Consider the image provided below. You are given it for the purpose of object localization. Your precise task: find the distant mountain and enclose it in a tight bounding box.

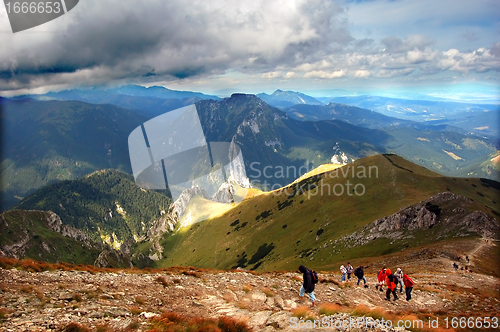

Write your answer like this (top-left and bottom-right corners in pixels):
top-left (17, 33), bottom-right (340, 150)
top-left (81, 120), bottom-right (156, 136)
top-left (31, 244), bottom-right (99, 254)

top-left (1, 99), bottom-right (147, 211)
top-left (321, 95), bottom-right (500, 138)
top-left (9, 85), bottom-right (220, 118)
top-left (14, 85), bottom-right (220, 103)
top-left (284, 103), bottom-right (413, 128)
top-left (151, 154), bottom-right (500, 271)
top-left (107, 85), bottom-right (220, 100)
top-left (0, 209), bottom-right (104, 265)
top-left (195, 94), bottom-right (388, 189)
top-left (257, 89), bottom-right (323, 108)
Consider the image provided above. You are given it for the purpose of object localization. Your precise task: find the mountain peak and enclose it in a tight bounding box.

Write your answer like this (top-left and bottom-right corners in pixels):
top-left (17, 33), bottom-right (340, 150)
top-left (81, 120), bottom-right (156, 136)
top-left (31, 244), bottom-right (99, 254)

top-left (230, 93), bottom-right (257, 98)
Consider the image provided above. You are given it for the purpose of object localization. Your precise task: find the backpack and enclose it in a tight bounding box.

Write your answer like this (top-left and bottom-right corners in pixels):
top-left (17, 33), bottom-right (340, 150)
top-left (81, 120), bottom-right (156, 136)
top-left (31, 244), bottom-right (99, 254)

top-left (354, 267), bottom-right (362, 277)
top-left (311, 270), bottom-right (319, 284)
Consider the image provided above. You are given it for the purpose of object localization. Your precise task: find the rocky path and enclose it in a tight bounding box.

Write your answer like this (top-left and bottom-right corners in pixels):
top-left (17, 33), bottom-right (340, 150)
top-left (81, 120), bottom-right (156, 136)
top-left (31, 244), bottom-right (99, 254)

top-left (0, 265), bottom-right (499, 332)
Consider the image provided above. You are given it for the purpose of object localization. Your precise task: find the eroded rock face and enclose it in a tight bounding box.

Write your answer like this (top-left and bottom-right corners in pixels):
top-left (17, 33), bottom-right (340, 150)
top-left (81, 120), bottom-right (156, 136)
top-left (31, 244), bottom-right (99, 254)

top-left (169, 186), bottom-right (209, 222)
top-left (0, 210), bottom-right (99, 259)
top-left (341, 192), bottom-right (499, 248)
top-left (45, 211), bottom-right (93, 245)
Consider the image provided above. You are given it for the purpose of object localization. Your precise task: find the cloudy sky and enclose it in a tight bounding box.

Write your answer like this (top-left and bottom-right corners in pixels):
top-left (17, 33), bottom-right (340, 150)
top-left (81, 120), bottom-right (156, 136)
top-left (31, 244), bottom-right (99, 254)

top-left (0, 0), bottom-right (499, 100)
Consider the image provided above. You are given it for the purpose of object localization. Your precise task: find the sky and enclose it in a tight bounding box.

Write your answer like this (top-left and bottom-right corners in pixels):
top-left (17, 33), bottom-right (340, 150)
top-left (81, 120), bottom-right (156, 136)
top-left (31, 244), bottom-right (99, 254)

top-left (0, 0), bottom-right (499, 101)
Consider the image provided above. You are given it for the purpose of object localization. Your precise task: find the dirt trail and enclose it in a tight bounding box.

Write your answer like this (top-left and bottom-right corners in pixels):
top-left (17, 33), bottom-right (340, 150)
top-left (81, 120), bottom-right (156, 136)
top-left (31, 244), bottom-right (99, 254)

top-left (0, 263), bottom-right (499, 332)
top-left (468, 237), bottom-right (496, 261)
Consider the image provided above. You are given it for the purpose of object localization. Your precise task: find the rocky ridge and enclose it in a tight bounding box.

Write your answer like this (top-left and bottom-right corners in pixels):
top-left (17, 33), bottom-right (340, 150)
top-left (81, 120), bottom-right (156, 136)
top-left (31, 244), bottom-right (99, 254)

top-left (0, 211), bottom-right (99, 260)
top-left (340, 192), bottom-right (499, 248)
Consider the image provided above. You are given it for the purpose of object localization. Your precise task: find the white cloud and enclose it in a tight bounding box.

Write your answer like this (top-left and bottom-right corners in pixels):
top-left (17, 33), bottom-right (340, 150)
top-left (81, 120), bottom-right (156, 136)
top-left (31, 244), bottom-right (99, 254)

top-left (354, 70), bottom-right (371, 78)
top-left (304, 70), bottom-right (346, 79)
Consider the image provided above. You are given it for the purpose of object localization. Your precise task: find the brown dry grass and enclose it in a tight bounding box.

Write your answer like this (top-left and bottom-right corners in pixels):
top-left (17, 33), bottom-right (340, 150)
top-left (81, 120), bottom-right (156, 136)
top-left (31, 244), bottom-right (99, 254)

top-left (149, 312), bottom-right (251, 332)
top-left (318, 303), bottom-right (344, 316)
top-left (292, 306), bottom-right (312, 318)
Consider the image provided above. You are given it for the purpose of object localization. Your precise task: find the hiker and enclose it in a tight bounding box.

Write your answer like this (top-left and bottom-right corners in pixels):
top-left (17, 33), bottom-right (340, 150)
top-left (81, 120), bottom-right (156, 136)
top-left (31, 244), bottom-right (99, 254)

top-left (453, 262), bottom-right (459, 270)
top-left (298, 265), bottom-right (317, 306)
top-left (346, 263), bottom-right (354, 280)
top-left (375, 267), bottom-right (386, 292)
top-left (395, 268), bottom-right (404, 293)
top-left (384, 268), bottom-right (398, 301)
top-left (402, 274), bottom-right (415, 301)
top-left (354, 265), bottom-right (368, 287)
top-left (340, 265), bottom-right (347, 282)
top-left (466, 255), bottom-right (469, 263)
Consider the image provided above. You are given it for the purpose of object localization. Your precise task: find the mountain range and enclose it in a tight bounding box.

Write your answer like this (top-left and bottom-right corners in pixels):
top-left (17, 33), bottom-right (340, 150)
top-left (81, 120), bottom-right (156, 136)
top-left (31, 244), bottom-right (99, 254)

top-left (2, 91), bottom-right (497, 212)
top-left (321, 95), bottom-right (500, 139)
top-left (1, 154), bottom-right (498, 272)
top-left (0, 85), bottom-right (498, 273)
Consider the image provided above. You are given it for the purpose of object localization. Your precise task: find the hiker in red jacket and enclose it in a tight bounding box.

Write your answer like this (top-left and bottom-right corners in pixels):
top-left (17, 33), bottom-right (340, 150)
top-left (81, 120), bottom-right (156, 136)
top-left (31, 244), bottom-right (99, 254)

top-left (402, 274), bottom-right (415, 301)
top-left (375, 267), bottom-right (386, 292)
top-left (384, 268), bottom-right (398, 301)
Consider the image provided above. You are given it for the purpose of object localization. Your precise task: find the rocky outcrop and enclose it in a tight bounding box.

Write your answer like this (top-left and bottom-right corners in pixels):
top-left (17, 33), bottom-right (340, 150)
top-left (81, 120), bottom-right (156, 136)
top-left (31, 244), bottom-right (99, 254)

top-left (45, 211), bottom-right (93, 246)
top-left (169, 186), bottom-right (209, 222)
top-left (94, 249), bottom-right (133, 268)
top-left (341, 192), bottom-right (498, 248)
top-left (0, 233), bottom-right (31, 259)
top-left (0, 210), bottom-right (100, 259)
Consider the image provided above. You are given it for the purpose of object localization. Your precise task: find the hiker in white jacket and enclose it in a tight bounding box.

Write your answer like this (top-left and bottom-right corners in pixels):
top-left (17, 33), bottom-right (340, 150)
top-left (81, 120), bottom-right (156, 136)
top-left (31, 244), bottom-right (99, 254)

top-left (340, 265), bottom-right (347, 282)
top-left (395, 268), bottom-right (404, 293)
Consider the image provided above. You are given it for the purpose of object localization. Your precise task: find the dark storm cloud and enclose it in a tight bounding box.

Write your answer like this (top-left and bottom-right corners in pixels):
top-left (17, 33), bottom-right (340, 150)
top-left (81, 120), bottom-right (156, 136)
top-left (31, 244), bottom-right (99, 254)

top-left (0, 0), bottom-right (498, 93)
top-left (0, 0), bottom-right (356, 90)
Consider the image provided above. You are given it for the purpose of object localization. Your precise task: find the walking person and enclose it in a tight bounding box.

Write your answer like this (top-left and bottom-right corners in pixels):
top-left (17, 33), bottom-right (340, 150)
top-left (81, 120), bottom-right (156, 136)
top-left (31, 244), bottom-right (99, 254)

top-left (346, 263), bottom-right (354, 280)
top-left (395, 268), bottom-right (404, 293)
top-left (402, 274), bottom-right (415, 301)
top-left (340, 265), bottom-right (347, 282)
top-left (298, 265), bottom-right (317, 306)
top-left (354, 266), bottom-right (368, 288)
top-left (384, 268), bottom-right (399, 301)
top-left (375, 267), bottom-right (386, 292)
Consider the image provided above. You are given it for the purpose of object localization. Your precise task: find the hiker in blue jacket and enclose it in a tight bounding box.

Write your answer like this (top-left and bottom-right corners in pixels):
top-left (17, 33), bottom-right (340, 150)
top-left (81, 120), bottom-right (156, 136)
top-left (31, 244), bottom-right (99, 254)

top-left (298, 265), bottom-right (316, 306)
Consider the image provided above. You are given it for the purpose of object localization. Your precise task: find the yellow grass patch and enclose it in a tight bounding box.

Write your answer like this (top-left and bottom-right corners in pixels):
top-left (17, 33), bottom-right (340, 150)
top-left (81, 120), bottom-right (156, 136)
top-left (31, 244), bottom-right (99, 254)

top-left (442, 150), bottom-right (463, 160)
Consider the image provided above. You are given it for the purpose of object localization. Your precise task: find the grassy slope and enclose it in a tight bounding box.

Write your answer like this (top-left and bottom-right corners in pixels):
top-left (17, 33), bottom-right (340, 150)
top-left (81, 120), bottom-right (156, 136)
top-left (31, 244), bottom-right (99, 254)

top-left (14, 169), bottom-right (172, 246)
top-left (156, 154), bottom-right (499, 272)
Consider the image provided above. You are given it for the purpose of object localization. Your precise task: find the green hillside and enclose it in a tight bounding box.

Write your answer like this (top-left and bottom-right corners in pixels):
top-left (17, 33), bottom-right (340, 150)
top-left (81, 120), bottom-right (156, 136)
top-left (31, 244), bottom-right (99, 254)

top-left (14, 169), bottom-right (172, 252)
top-left (153, 154), bottom-right (499, 271)
top-left (0, 210), bottom-right (102, 265)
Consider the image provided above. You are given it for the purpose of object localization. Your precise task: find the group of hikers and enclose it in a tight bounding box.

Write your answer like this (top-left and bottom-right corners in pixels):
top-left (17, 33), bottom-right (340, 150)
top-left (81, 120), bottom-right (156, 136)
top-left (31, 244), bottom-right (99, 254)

top-left (375, 267), bottom-right (414, 302)
top-left (297, 264), bottom-right (415, 306)
top-left (453, 255), bottom-right (473, 272)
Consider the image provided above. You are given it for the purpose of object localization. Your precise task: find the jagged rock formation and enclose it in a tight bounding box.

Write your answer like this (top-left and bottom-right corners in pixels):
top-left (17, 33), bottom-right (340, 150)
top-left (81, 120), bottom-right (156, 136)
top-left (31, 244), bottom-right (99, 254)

top-left (330, 142), bottom-right (355, 165)
top-left (341, 192), bottom-right (499, 248)
top-left (44, 211), bottom-right (93, 245)
top-left (168, 186), bottom-right (209, 222)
